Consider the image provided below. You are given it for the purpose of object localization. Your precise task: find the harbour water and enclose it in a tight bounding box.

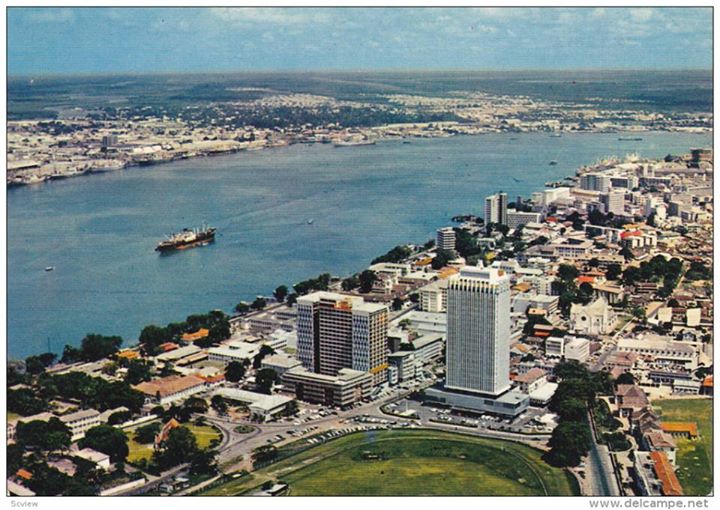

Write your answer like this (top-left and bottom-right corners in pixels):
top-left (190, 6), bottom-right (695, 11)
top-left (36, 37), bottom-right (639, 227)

top-left (7, 131), bottom-right (711, 358)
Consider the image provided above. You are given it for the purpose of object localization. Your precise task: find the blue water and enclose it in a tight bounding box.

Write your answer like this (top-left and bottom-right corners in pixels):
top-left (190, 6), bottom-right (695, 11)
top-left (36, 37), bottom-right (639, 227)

top-left (7, 131), bottom-right (711, 358)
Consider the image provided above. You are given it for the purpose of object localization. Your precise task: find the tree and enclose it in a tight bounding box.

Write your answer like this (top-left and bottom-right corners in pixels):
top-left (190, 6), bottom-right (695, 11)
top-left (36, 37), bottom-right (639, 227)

top-left (557, 398), bottom-right (587, 422)
top-left (107, 410), bottom-right (132, 425)
top-left (211, 395), bottom-right (228, 414)
top-left (154, 426), bottom-right (198, 470)
top-left (8, 388), bottom-right (49, 416)
top-left (138, 325), bottom-right (169, 356)
top-left (7, 443), bottom-right (25, 475)
top-left (79, 334), bottom-right (123, 361)
top-left (273, 285), bottom-right (288, 303)
top-left (605, 263), bottom-right (622, 281)
top-left (545, 421), bottom-right (593, 467)
top-left (358, 270), bottom-right (378, 293)
top-left (286, 293), bottom-right (298, 306)
top-left (225, 361), bottom-right (247, 382)
top-left (234, 302), bottom-right (251, 315)
top-left (391, 297), bottom-right (404, 311)
top-left (16, 418), bottom-right (71, 451)
top-left (284, 400), bottom-right (299, 417)
top-left (578, 282), bottom-right (594, 304)
top-left (371, 245), bottom-right (413, 264)
top-left (80, 424), bottom-right (129, 463)
top-left (183, 396), bottom-right (209, 415)
top-left (557, 264), bottom-right (580, 282)
top-left (253, 344), bottom-right (276, 369)
top-left (134, 422), bottom-right (162, 444)
top-left (251, 297), bottom-right (267, 310)
top-left (25, 352), bottom-right (57, 375)
top-left (341, 275), bottom-right (360, 291)
top-left (190, 448), bottom-right (217, 475)
top-left (431, 249), bottom-right (453, 270)
top-left (615, 372), bottom-right (636, 386)
top-left (252, 445), bottom-right (278, 467)
top-left (256, 368), bottom-right (278, 394)
top-left (620, 245), bottom-right (634, 261)
top-left (61, 344), bottom-right (83, 364)
top-left (124, 359), bottom-right (153, 385)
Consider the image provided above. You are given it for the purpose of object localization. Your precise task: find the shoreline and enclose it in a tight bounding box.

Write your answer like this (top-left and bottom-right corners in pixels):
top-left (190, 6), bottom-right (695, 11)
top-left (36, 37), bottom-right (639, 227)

top-left (7, 132), bottom-right (711, 360)
top-left (6, 127), bottom-right (711, 189)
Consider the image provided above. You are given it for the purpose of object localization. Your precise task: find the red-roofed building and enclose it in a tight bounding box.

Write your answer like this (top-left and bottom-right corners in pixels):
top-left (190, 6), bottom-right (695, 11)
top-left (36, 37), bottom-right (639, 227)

top-left (650, 451), bottom-right (683, 496)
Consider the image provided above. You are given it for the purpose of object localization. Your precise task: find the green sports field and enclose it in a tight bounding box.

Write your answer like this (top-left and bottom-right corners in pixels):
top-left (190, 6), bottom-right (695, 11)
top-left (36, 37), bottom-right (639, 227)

top-left (654, 398), bottom-right (712, 496)
top-left (202, 429), bottom-right (579, 496)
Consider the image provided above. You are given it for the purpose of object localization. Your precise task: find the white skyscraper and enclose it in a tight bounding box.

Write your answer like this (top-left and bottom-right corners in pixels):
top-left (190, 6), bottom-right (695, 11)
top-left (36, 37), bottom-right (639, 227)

top-left (484, 192), bottom-right (508, 226)
top-left (446, 267), bottom-right (511, 396)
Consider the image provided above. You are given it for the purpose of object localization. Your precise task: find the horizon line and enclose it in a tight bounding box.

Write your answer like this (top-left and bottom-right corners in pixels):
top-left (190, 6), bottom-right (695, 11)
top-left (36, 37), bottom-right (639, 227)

top-left (8, 66), bottom-right (713, 80)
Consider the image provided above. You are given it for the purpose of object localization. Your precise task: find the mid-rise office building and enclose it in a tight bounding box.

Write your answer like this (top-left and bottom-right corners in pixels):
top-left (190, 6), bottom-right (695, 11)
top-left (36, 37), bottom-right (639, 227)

top-left (484, 192), bottom-right (508, 226)
top-left (506, 210), bottom-right (541, 229)
top-left (297, 292), bottom-right (389, 385)
top-left (436, 227), bottom-right (456, 252)
top-left (580, 173), bottom-right (611, 193)
top-left (601, 190), bottom-right (626, 215)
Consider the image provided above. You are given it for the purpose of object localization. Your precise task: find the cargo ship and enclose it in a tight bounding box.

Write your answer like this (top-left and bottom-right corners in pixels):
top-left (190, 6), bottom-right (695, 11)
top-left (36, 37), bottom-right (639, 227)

top-left (155, 225), bottom-right (216, 252)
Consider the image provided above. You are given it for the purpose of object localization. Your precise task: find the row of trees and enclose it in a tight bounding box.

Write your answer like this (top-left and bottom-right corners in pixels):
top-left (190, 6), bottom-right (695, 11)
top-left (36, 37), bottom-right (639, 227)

top-left (61, 334), bottom-right (123, 364)
top-left (37, 371), bottom-right (145, 413)
top-left (545, 362), bottom-right (614, 467)
top-left (139, 309), bottom-right (231, 354)
top-left (622, 255), bottom-right (683, 298)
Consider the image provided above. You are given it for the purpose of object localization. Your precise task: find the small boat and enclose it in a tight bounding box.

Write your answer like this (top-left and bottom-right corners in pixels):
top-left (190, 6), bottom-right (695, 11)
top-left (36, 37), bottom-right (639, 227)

top-left (550, 133), bottom-right (562, 138)
top-left (307, 219), bottom-right (314, 225)
top-left (618, 137), bottom-right (643, 141)
top-left (45, 266), bottom-right (54, 272)
top-left (549, 160), bottom-right (558, 165)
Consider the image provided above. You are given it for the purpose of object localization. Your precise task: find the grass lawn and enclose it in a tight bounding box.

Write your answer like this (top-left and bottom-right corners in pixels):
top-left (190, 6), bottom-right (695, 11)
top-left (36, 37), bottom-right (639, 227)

top-left (202, 429), bottom-right (578, 496)
top-left (125, 422), bottom-right (222, 464)
top-left (654, 398), bottom-right (712, 496)
top-left (126, 430), bottom-right (154, 463)
top-left (186, 423), bottom-right (222, 449)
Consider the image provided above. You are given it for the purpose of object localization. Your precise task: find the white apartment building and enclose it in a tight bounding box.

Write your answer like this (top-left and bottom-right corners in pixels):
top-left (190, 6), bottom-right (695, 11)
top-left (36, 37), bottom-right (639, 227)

top-left (446, 267), bottom-right (511, 396)
top-left (506, 210), bottom-right (541, 229)
top-left (580, 172), bottom-right (611, 193)
top-left (484, 192), bottom-right (508, 226)
top-left (60, 409), bottom-right (101, 442)
top-left (436, 227), bottom-right (456, 252)
top-left (419, 279), bottom-right (448, 312)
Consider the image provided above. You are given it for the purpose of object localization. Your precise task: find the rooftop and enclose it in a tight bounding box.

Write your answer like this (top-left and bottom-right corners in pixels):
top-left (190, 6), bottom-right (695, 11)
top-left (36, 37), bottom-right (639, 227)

top-left (134, 374), bottom-right (205, 398)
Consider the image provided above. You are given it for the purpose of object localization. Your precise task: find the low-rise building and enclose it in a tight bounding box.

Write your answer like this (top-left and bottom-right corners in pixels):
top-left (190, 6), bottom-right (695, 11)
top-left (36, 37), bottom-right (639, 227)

top-left (261, 354), bottom-right (302, 377)
top-left (134, 374), bottom-right (206, 406)
top-left (564, 336), bottom-right (591, 362)
top-left (74, 448), bottom-right (111, 470)
top-left (388, 351), bottom-right (416, 382)
top-left (59, 409), bottom-right (101, 441)
top-left (214, 388), bottom-right (294, 421)
top-left (281, 367), bottom-right (372, 408)
top-left (515, 367), bottom-right (547, 393)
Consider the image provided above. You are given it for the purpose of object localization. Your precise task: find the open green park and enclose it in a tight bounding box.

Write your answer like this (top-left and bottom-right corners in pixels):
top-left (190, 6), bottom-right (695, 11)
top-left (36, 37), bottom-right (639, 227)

top-left (654, 398), bottom-right (712, 496)
top-left (201, 429), bottom-right (579, 496)
top-left (126, 422), bottom-right (221, 463)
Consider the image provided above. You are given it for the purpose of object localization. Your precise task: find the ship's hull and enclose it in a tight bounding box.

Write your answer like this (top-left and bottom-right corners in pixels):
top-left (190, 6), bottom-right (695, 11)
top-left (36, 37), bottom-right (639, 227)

top-left (155, 230), bottom-right (216, 252)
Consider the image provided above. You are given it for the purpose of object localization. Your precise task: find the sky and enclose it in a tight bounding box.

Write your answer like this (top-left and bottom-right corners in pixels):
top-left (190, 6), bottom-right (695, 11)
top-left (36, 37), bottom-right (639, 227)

top-left (7, 7), bottom-right (713, 75)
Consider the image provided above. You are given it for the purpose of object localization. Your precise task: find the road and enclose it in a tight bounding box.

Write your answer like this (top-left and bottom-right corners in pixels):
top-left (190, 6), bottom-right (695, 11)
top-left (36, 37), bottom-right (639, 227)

top-left (210, 383), bottom-right (552, 475)
top-left (585, 409), bottom-right (622, 496)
